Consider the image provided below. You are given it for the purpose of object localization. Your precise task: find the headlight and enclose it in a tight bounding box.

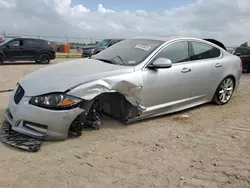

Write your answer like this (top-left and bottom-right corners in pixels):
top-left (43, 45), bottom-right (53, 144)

top-left (29, 93), bottom-right (83, 110)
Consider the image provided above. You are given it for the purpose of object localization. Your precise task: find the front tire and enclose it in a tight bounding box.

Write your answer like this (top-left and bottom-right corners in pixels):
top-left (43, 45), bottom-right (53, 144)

top-left (212, 77), bottom-right (235, 105)
top-left (0, 55), bottom-right (4, 64)
top-left (38, 54), bottom-right (50, 64)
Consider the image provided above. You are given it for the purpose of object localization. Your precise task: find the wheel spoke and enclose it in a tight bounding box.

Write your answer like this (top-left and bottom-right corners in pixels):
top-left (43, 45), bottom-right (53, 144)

top-left (220, 93), bottom-right (225, 101)
top-left (219, 90), bottom-right (224, 94)
top-left (224, 79), bottom-right (228, 87)
top-left (226, 87), bottom-right (233, 91)
top-left (223, 93), bottom-right (228, 101)
top-left (227, 80), bottom-right (232, 88)
top-left (225, 79), bottom-right (229, 87)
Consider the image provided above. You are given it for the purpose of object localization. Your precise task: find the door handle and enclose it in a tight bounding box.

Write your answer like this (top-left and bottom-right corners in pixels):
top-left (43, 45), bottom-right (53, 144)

top-left (181, 68), bottom-right (191, 73)
top-left (215, 63), bottom-right (222, 68)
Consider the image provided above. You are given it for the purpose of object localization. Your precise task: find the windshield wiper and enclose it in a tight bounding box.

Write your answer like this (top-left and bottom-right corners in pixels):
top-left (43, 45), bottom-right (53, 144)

top-left (94, 58), bottom-right (116, 64)
top-left (111, 55), bottom-right (124, 63)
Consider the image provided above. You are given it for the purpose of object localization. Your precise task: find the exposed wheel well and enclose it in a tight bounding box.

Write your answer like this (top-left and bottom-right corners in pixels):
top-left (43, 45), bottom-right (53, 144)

top-left (93, 92), bottom-right (139, 122)
top-left (68, 92), bottom-right (140, 136)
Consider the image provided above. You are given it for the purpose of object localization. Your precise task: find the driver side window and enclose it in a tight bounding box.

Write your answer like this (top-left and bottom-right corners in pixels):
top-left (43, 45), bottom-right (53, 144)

top-left (8, 40), bottom-right (22, 47)
top-left (153, 41), bottom-right (189, 64)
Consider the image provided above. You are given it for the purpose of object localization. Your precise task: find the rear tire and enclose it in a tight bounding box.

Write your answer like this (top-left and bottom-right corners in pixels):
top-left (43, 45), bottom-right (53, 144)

top-left (0, 55), bottom-right (4, 64)
top-left (38, 54), bottom-right (50, 64)
top-left (212, 77), bottom-right (235, 105)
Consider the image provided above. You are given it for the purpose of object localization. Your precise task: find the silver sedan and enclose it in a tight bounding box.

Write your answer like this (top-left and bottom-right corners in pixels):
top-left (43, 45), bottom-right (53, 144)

top-left (3, 36), bottom-right (242, 143)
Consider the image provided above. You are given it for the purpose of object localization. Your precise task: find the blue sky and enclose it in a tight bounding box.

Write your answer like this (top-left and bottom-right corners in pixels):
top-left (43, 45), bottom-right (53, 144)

top-left (72, 0), bottom-right (196, 11)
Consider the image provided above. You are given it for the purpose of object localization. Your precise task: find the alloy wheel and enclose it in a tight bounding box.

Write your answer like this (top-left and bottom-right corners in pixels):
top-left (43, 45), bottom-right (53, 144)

top-left (218, 77), bottom-right (234, 103)
top-left (41, 57), bottom-right (49, 64)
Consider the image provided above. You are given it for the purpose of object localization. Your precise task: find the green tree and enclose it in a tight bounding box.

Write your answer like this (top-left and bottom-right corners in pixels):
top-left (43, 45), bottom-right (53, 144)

top-left (240, 42), bottom-right (248, 47)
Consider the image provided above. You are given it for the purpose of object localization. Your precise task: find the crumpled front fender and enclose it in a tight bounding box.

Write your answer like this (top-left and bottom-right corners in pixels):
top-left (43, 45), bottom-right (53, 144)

top-left (67, 73), bottom-right (145, 111)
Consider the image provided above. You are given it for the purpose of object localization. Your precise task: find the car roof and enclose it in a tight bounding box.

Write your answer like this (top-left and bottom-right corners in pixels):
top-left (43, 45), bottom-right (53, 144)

top-left (131, 36), bottom-right (180, 41)
top-left (11, 38), bottom-right (47, 41)
top-left (131, 36), bottom-right (211, 42)
top-left (105, 38), bottom-right (124, 40)
top-left (130, 36), bottom-right (228, 50)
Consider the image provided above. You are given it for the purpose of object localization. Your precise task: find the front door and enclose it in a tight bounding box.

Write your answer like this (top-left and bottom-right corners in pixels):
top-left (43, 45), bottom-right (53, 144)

top-left (140, 41), bottom-right (194, 113)
top-left (4, 39), bottom-right (25, 61)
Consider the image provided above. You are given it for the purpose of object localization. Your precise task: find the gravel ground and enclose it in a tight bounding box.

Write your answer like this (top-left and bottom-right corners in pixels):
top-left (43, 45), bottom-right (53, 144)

top-left (0, 59), bottom-right (250, 188)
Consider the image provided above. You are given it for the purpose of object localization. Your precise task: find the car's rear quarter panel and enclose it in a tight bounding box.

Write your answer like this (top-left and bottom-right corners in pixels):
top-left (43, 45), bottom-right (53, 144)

top-left (221, 52), bottom-right (242, 89)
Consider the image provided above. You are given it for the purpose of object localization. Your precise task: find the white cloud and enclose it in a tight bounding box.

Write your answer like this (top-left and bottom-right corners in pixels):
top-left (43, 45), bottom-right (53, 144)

top-left (0, 0), bottom-right (15, 8)
top-left (97, 4), bottom-right (115, 13)
top-left (0, 0), bottom-right (249, 46)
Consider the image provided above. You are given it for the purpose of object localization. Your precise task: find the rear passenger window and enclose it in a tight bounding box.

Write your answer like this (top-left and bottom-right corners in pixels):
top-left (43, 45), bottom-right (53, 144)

top-left (154, 41), bottom-right (189, 64)
top-left (23, 40), bottom-right (40, 46)
top-left (191, 42), bottom-right (221, 61)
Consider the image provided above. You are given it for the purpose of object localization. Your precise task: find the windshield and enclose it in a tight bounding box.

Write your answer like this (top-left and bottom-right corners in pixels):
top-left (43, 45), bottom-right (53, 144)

top-left (92, 38), bottom-right (164, 66)
top-left (96, 39), bottom-right (112, 47)
top-left (0, 39), bottom-right (12, 46)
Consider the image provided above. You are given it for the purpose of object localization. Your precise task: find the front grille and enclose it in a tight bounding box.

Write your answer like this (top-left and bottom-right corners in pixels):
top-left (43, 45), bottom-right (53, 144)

top-left (14, 85), bottom-right (25, 104)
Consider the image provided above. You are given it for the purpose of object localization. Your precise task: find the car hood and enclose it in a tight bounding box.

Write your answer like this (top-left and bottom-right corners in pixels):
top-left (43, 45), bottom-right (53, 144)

top-left (19, 58), bottom-right (134, 96)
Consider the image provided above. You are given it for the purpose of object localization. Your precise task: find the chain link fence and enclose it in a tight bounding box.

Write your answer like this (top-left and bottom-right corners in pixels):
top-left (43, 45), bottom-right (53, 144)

top-left (0, 31), bottom-right (104, 54)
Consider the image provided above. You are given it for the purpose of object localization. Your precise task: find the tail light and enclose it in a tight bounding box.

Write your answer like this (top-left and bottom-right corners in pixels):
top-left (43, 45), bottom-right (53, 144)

top-left (49, 45), bottom-right (54, 49)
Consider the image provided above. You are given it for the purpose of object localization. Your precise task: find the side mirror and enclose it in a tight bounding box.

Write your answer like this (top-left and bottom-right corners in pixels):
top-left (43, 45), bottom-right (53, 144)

top-left (5, 44), bottom-right (10, 48)
top-left (235, 52), bottom-right (241, 56)
top-left (148, 58), bottom-right (172, 69)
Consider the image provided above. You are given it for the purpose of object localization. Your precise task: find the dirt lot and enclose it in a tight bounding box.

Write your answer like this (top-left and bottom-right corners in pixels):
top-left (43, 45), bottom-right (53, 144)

top-left (0, 59), bottom-right (250, 188)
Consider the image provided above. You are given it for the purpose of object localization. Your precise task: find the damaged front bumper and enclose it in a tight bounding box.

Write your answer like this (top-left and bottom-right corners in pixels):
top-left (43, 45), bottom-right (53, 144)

top-left (4, 93), bottom-right (86, 141)
top-left (0, 121), bottom-right (42, 152)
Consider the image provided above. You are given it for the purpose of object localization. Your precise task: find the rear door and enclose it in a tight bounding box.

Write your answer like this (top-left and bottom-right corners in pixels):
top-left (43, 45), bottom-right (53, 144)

top-left (189, 41), bottom-right (223, 100)
top-left (22, 39), bottom-right (41, 60)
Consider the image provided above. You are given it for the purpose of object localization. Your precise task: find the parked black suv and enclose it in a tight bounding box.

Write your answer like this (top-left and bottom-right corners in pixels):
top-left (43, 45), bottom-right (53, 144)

top-left (0, 38), bottom-right (56, 64)
top-left (82, 38), bottom-right (123, 58)
top-left (227, 47), bottom-right (250, 72)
